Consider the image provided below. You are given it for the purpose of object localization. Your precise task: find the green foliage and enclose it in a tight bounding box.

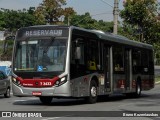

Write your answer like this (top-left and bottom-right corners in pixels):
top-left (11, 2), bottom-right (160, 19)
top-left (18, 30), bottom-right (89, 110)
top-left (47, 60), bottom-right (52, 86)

top-left (120, 0), bottom-right (160, 44)
top-left (69, 12), bottom-right (113, 32)
top-left (34, 0), bottom-right (75, 25)
top-left (0, 10), bottom-right (5, 30)
top-left (0, 39), bottom-right (14, 61)
top-left (0, 8), bottom-right (36, 32)
top-left (0, 41), bottom-right (3, 54)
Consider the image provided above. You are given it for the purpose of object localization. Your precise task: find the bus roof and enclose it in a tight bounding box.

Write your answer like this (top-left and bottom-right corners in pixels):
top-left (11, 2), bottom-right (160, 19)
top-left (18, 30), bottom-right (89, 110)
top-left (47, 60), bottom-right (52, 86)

top-left (70, 26), bottom-right (153, 50)
top-left (17, 25), bottom-right (153, 50)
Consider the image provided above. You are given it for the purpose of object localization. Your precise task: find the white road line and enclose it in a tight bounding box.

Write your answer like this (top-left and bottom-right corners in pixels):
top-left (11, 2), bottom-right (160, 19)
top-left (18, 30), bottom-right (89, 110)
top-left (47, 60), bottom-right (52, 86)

top-left (41, 114), bottom-right (73, 120)
top-left (14, 98), bottom-right (38, 102)
top-left (41, 117), bottom-right (62, 120)
top-left (14, 100), bottom-right (27, 102)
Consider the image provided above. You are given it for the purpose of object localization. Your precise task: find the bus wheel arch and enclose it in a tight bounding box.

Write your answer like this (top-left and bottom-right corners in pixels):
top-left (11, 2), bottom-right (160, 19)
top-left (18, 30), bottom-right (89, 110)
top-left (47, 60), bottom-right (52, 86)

top-left (86, 76), bottom-right (98, 104)
top-left (4, 87), bottom-right (11, 98)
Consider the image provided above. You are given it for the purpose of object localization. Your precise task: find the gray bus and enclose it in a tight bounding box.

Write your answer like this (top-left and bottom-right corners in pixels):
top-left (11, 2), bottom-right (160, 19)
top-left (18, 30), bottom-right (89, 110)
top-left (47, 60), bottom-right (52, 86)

top-left (11, 25), bottom-right (154, 104)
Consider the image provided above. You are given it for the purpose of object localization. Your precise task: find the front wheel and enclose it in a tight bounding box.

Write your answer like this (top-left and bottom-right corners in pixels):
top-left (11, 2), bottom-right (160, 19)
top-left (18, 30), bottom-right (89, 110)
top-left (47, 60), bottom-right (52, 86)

top-left (39, 97), bottom-right (53, 104)
top-left (86, 80), bottom-right (98, 104)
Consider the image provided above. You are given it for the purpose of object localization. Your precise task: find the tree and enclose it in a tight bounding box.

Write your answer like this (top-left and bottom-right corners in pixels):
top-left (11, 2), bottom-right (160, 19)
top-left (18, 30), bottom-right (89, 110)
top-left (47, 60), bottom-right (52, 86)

top-left (0, 8), bottom-right (36, 33)
top-left (63, 7), bottom-right (76, 25)
top-left (69, 12), bottom-right (96, 28)
top-left (0, 9), bottom-right (5, 30)
top-left (120, 0), bottom-right (160, 43)
top-left (34, 0), bottom-right (73, 25)
top-left (68, 12), bottom-right (114, 32)
top-left (0, 8), bottom-right (37, 60)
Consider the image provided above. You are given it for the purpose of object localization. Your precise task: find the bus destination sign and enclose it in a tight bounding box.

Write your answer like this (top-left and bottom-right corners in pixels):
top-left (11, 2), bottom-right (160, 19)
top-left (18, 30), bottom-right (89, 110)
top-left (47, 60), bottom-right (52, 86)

top-left (25, 29), bottom-right (62, 37)
top-left (17, 27), bottom-right (69, 40)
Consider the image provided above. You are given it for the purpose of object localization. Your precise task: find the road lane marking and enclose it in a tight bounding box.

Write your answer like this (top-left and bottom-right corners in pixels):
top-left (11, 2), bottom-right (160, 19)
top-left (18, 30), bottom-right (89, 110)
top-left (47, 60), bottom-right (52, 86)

top-left (14, 100), bottom-right (27, 102)
top-left (41, 114), bottom-right (73, 120)
top-left (41, 117), bottom-right (62, 120)
top-left (14, 98), bottom-right (39, 102)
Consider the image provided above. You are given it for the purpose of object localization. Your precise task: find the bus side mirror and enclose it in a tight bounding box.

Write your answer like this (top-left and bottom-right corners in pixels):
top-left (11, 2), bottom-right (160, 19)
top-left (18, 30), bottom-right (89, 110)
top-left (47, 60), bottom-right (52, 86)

top-left (75, 46), bottom-right (81, 60)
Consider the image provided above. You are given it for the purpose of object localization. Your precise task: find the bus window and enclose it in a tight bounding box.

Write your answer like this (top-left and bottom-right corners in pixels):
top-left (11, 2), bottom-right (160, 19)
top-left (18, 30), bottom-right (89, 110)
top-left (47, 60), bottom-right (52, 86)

top-left (148, 50), bottom-right (154, 74)
top-left (141, 50), bottom-right (149, 74)
top-left (132, 49), bottom-right (141, 74)
top-left (14, 38), bottom-right (67, 72)
top-left (113, 46), bottom-right (124, 72)
top-left (87, 40), bottom-right (98, 71)
top-left (71, 38), bottom-right (85, 65)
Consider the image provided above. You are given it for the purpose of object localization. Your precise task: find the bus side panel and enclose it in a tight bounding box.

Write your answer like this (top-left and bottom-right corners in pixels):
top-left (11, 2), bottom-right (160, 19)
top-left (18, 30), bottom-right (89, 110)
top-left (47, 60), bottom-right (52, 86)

top-left (141, 75), bottom-right (154, 90)
top-left (70, 73), bottom-right (108, 97)
top-left (70, 75), bottom-right (90, 97)
top-left (113, 74), bottom-right (126, 93)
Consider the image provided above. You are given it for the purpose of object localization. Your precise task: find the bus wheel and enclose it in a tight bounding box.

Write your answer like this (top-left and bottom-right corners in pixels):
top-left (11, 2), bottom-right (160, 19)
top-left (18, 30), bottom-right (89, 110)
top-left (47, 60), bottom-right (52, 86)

top-left (86, 80), bottom-right (98, 104)
top-left (134, 81), bottom-right (141, 97)
top-left (39, 97), bottom-right (53, 104)
top-left (4, 87), bottom-right (10, 98)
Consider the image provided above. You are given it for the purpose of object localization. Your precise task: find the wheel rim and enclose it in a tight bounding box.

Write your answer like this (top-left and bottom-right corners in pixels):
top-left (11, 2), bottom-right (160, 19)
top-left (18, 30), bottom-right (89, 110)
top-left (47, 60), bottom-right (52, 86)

top-left (91, 86), bottom-right (97, 97)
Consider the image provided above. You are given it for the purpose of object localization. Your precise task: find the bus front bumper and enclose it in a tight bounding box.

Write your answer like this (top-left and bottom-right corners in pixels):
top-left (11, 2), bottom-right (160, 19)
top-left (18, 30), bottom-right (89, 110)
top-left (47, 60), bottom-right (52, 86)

top-left (12, 83), bottom-right (70, 97)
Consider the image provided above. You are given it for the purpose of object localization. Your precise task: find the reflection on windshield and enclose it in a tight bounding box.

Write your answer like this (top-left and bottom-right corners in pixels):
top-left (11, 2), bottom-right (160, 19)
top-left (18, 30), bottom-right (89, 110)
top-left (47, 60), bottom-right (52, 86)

top-left (14, 38), bottom-right (67, 72)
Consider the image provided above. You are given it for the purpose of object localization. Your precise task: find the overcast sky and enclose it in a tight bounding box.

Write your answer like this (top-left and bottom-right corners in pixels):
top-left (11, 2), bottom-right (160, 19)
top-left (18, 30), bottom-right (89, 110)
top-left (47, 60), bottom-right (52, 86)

top-left (0, 0), bottom-right (125, 21)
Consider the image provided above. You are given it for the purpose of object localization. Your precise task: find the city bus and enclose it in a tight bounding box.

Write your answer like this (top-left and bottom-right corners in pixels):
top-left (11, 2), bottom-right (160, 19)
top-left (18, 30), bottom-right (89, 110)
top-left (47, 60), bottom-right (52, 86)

top-left (11, 25), bottom-right (154, 104)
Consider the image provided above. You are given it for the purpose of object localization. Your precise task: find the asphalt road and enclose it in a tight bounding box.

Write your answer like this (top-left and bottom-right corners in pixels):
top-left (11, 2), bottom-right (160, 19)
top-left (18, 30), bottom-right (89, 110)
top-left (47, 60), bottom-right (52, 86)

top-left (155, 66), bottom-right (160, 76)
top-left (0, 83), bottom-right (160, 120)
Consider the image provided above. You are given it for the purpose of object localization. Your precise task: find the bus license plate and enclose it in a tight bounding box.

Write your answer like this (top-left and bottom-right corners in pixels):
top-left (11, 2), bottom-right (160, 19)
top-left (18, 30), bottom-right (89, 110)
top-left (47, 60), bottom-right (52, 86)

top-left (32, 91), bottom-right (42, 96)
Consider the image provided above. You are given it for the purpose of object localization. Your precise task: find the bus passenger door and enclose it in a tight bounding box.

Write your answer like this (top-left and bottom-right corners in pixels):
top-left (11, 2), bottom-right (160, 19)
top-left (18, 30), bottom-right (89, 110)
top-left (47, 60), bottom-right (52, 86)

top-left (125, 49), bottom-right (132, 90)
top-left (104, 45), bottom-right (111, 92)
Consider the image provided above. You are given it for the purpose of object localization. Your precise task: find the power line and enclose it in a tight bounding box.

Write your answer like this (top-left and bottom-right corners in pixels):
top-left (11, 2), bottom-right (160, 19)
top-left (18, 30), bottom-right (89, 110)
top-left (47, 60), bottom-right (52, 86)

top-left (91, 12), bottom-right (112, 16)
top-left (99, 0), bottom-right (119, 34)
top-left (100, 0), bottom-right (113, 8)
top-left (73, 12), bottom-right (112, 26)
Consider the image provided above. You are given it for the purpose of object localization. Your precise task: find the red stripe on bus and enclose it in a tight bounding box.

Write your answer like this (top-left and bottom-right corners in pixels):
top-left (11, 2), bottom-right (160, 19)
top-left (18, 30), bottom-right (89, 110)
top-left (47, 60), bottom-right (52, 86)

top-left (16, 76), bottom-right (59, 87)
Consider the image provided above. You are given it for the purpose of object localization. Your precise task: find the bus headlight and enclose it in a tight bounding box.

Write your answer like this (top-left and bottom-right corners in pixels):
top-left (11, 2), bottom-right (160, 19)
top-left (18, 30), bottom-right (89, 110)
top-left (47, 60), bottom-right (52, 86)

top-left (12, 77), bottom-right (21, 87)
top-left (55, 76), bottom-right (67, 87)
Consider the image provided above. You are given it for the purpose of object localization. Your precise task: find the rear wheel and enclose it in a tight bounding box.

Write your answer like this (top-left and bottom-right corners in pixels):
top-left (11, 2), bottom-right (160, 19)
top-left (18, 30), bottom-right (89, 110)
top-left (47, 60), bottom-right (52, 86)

top-left (39, 97), bottom-right (53, 104)
top-left (4, 87), bottom-right (10, 98)
top-left (86, 80), bottom-right (98, 104)
top-left (126, 81), bottom-right (141, 98)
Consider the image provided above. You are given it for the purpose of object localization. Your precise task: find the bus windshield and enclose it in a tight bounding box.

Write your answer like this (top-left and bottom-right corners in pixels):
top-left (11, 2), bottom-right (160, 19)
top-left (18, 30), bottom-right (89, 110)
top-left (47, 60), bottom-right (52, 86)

top-left (14, 37), bottom-right (67, 72)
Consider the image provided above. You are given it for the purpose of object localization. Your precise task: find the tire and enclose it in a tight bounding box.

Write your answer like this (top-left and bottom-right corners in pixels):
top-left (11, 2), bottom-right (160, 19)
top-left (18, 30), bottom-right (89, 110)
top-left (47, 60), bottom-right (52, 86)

top-left (86, 80), bottom-right (98, 104)
top-left (4, 87), bottom-right (11, 98)
top-left (39, 97), bottom-right (53, 104)
top-left (125, 81), bottom-right (141, 98)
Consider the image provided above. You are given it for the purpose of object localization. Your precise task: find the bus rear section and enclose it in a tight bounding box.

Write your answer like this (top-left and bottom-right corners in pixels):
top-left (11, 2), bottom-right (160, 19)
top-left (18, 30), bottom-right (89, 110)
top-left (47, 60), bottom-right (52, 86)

top-left (12, 26), bottom-right (71, 104)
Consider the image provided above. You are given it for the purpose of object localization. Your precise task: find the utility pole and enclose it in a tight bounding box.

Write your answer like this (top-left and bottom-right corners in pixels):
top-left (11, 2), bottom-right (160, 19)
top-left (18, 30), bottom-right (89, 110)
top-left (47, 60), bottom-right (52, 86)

top-left (113, 0), bottom-right (119, 34)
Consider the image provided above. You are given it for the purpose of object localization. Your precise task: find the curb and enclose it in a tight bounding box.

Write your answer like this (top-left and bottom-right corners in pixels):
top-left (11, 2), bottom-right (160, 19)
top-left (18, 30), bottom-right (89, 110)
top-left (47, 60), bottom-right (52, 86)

top-left (155, 81), bottom-right (160, 84)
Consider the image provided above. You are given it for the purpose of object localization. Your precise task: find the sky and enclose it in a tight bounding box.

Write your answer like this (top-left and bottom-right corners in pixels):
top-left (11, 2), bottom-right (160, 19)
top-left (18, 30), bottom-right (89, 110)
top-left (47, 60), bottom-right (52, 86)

top-left (0, 0), bottom-right (125, 22)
